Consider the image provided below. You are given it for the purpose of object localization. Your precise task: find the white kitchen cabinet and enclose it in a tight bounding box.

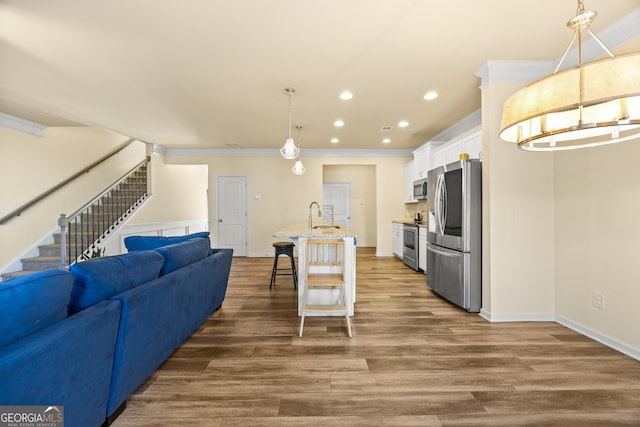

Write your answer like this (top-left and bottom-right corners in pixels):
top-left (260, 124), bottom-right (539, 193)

top-left (403, 160), bottom-right (416, 203)
top-left (392, 222), bottom-right (404, 258)
top-left (432, 127), bottom-right (482, 168)
top-left (413, 145), bottom-right (431, 179)
top-left (432, 145), bottom-right (448, 169)
top-left (433, 140), bottom-right (461, 168)
top-left (418, 226), bottom-right (426, 272)
top-left (461, 128), bottom-right (482, 159)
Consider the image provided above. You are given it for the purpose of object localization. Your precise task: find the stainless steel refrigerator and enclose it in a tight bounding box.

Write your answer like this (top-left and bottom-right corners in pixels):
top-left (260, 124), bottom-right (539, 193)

top-left (426, 158), bottom-right (482, 312)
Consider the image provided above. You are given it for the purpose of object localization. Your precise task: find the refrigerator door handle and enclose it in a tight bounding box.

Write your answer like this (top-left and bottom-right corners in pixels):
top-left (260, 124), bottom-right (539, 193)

top-left (435, 173), bottom-right (445, 236)
top-left (427, 243), bottom-right (461, 258)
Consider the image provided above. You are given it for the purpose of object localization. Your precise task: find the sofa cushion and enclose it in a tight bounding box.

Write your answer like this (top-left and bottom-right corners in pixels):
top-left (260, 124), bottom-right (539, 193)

top-left (0, 269), bottom-right (73, 348)
top-left (69, 250), bottom-right (164, 313)
top-left (155, 237), bottom-right (211, 275)
top-left (124, 232), bottom-right (210, 252)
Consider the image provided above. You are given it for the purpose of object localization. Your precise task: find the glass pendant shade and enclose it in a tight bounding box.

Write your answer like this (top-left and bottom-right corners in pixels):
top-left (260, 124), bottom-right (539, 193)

top-left (292, 159), bottom-right (306, 175)
top-left (280, 137), bottom-right (299, 159)
top-left (499, 1), bottom-right (640, 151)
top-left (280, 88), bottom-right (299, 159)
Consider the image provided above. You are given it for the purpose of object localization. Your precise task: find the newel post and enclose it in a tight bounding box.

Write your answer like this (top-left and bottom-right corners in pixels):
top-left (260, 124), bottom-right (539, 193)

top-left (58, 214), bottom-right (68, 269)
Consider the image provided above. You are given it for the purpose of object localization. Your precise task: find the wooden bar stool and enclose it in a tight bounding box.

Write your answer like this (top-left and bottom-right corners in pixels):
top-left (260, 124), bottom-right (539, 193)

top-left (270, 241), bottom-right (297, 289)
top-left (299, 238), bottom-right (352, 338)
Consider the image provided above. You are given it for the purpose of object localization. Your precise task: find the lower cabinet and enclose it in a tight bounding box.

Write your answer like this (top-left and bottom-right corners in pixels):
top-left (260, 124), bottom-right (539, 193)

top-left (418, 226), bottom-right (426, 272)
top-left (392, 222), bottom-right (403, 258)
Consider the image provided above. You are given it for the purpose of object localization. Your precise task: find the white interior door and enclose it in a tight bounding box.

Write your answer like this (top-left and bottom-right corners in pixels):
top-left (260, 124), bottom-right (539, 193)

top-left (323, 182), bottom-right (351, 229)
top-left (217, 176), bottom-right (247, 256)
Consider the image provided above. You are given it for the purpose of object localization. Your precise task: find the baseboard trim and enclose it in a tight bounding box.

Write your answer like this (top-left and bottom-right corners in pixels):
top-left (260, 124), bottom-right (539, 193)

top-left (480, 309), bottom-right (555, 323)
top-left (376, 252), bottom-right (395, 257)
top-left (555, 315), bottom-right (640, 362)
top-left (479, 309), bottom-right (640, 362)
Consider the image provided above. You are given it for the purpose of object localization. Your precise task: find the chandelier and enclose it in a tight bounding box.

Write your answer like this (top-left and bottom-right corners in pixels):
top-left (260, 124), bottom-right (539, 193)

top-left (500, 0), bottom-right (640, 151)
top-left (280, 88), bottom-right (300, 159)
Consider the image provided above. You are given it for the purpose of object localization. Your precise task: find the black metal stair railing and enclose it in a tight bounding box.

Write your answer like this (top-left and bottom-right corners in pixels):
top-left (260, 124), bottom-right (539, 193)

top-left (58, 157), bottom-right (150, 268)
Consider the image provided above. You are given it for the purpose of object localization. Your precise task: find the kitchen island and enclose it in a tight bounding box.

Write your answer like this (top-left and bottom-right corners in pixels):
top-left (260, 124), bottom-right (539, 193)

top-left (273, 224), bottom-right (356, 316)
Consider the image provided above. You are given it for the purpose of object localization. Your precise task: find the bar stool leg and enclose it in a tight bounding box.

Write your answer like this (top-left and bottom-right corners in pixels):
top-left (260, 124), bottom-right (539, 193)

top-left (299, 314), bottom-right (305, 337)
top-left (290, 254), bottom-right (298, 289)
top-left (270, 254), bottom-right (279, 289)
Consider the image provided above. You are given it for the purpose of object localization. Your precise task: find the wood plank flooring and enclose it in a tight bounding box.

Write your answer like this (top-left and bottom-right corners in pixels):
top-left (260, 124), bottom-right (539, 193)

top-left (111, 248), bottom-right (640, 426)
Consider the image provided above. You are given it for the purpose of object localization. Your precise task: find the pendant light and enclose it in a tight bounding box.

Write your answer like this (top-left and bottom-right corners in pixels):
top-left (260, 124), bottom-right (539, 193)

top-left (291, 125), bottom-right (306, 175)
top-left (499, 0), bottom-right (640, 151)
top-left (280, 88), bottom-right (300, 159)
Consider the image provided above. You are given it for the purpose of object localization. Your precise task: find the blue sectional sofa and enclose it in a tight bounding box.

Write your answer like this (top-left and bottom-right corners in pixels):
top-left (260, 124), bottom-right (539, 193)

top-left (0, 233), bottom-right (233, 427)
top-left (0, 269), bottom-right (121, 427)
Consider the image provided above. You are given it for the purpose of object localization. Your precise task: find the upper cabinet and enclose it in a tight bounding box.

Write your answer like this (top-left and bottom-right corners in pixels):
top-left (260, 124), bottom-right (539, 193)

top-left (404, 160), bottom-right (417, 203)
top-left (432, 127), bottom-right (481, 169)
top-left (460, 127), bottom-right (482, 159)
top-left (413, 145), bottom-right (431, 179)
top-left (403, 127), bottom-right (481, 204)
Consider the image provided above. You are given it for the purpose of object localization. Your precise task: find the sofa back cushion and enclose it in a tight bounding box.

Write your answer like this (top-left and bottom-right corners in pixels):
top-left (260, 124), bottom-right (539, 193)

top-left (0, 269), bottom-right (73, 348)
top-left (154, 237), bottom-right (211, 276)
top-left (69, 250), bottom-right (164, 313)
top-left (124, 232), bottom-right (210, 252)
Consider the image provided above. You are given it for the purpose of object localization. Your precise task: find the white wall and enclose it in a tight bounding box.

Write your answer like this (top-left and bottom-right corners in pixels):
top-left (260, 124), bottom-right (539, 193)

top-left (478, 60), bottom-right (640, 359)
top-left (479, 76), bottom-right (556, 321)
top-left (0, 127), bottom-right (209, 273)
top-left (554, 143), bottom-right (640, 354)
top-left (166, 155), bottom-right (407, 257)
top-left (0, 126), bottom-right (144, 271)
top-left (128, 151), bottom-right (209, 225)
top-left (323, 165), bottom-right (377, 248)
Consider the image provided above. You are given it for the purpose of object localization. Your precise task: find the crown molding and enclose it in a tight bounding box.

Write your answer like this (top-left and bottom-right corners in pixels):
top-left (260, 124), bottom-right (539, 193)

top-left (161, 147), bottom-right (413, 158)
top-left (0, 112), bottom-right (47, 136)
top-left (475, 60), bottom-right (554, 88)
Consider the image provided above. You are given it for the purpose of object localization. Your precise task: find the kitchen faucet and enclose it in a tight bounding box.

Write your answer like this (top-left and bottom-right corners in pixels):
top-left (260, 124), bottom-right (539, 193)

top-left (308, 201), bottom-right (321, 228)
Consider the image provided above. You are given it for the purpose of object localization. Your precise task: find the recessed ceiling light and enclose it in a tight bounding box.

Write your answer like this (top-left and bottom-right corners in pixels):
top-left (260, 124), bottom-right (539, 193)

top-left (382, 138), bottom-right (391, 144)
top-left (334, 120), bottom-right (344, 127)
top-left (339, 91), bottom-right (353, 100)
top-left (424, 91), bottom-right (438, 100)
top-left (398, 121), bottom-right (409, 128)
top-left (331, 138), bottom-right (340, 144)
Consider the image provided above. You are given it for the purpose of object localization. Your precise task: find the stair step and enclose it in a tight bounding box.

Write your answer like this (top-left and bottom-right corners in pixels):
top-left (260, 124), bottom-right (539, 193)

top-left (21, 256), bottom-right (61, 271)
top-left (38, 244), bottom-right (62, 257)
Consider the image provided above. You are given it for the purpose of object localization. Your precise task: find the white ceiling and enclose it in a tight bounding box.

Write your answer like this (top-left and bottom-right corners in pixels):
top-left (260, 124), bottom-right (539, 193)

top-left (1, 0), bottom-right (639, 151)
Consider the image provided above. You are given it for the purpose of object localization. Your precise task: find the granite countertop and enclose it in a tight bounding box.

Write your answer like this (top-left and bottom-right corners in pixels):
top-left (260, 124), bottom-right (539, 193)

top-left (273, 223), bottom-right (356, 238)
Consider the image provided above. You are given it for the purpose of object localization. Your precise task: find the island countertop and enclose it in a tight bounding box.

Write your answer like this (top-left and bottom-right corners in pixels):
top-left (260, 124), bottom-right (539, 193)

top-left (273, 223), bottom-right (356, 239)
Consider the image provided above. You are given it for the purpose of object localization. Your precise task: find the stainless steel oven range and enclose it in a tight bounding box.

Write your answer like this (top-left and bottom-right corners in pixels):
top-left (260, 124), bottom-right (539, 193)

top-left (402, 223), bottom-right (419, 271)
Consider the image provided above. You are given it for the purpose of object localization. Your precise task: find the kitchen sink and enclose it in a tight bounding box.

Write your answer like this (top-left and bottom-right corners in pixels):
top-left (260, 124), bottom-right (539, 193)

top-left (312, 225), bottom-right (341, 229)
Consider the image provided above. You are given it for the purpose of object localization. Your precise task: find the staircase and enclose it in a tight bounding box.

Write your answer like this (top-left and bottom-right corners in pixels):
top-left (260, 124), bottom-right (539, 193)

top-left (1, 162), bottom-right (149, 281)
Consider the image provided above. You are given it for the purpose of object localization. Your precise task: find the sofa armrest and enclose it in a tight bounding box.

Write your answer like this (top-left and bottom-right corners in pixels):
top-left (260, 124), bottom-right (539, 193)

top-left (0, 299), bottom-right (121, 427)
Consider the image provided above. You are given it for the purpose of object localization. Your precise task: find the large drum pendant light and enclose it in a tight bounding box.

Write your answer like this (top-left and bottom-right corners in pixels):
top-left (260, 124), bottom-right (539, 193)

top-left (500, 1), bottom-right (640, 151)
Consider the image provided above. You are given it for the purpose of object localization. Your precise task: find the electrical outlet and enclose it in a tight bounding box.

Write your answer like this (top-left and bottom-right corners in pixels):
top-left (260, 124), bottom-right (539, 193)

top-left (592, 292), bottom-right (605, 310)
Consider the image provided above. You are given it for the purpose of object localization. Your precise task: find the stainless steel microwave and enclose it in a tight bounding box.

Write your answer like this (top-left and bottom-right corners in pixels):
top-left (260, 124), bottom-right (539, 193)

top-left (413, 178), bottom-right (428, 200)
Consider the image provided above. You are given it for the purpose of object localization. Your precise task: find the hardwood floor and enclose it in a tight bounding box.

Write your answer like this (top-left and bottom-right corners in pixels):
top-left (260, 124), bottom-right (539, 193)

top-left (111, 248), bottom-right (640, 426)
